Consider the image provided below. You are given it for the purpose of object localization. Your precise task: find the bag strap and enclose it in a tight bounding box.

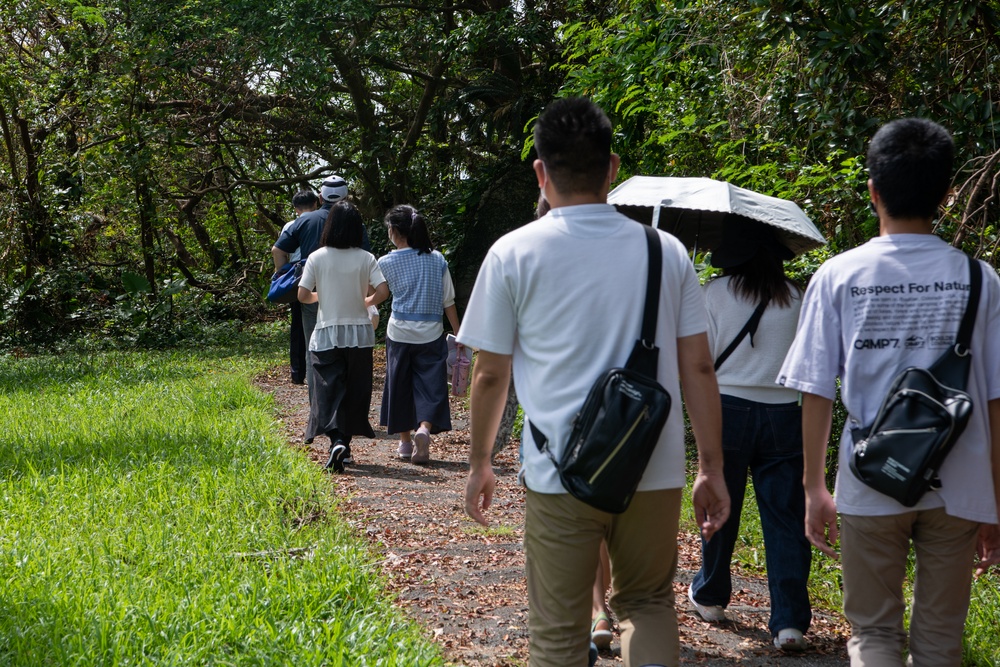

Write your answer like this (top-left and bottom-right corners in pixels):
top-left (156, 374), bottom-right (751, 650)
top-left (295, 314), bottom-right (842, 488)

top-left (530, 420), bottom-right (553, 454)
top-left (625, 226), bottom-right (663, 374)
top-left (713, 297), bottom-right (769, 371)
top-left (638, 225), bottom-right (662, 348)
top-left (955, 253), bottom-right (981, 352)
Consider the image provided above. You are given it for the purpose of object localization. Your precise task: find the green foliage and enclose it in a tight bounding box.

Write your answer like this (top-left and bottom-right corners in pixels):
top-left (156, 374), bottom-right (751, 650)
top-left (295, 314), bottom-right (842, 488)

top-left (559, 0), bottom-right (1000, 260)
top-left (0, 0), bottom-right (574, 346)
top-left (5, 0), bottom-right (1000, 349)
top-left (0, 344), bottom-right (444, 665)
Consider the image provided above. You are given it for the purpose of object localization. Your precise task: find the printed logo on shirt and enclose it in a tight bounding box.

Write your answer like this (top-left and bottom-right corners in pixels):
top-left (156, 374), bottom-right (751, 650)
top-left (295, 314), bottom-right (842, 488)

top-left (929, 334), bottom-right (957, 349)
top-left (904, 335), bottom-right (925, 350)
top-left (853, 338), bottom-right (900, 350)
top-left (849, 281), bottom-right (969, 297)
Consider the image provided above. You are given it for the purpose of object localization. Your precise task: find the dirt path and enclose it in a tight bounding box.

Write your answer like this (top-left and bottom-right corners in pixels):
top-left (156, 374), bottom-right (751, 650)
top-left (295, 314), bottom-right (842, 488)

top-left (257, 351), bottom-right (850, 666)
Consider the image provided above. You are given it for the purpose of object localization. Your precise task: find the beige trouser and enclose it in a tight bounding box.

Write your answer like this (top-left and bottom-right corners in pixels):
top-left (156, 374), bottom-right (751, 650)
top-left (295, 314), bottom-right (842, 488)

top-left (524, 488), bottom-right (682, 667)
top-left (840, 509), bottom-right (979, 667)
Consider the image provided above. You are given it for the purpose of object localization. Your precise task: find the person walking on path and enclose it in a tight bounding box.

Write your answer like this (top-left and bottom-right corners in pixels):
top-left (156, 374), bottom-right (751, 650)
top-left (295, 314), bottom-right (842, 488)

top-left (280, 189), bottom-right (319, 385)
top-left (297, 201), bottom-right (388, 472)
top-left (459, 96), bottom-right (730, 667)
top-left (778, 118), bottom-right (1000, 666)
top-left (273, 176), bottom-right (370, 443)
top-left (688, 218), bottom-right (812, 652)
top-left (377, 205), bottom-right (462, 465)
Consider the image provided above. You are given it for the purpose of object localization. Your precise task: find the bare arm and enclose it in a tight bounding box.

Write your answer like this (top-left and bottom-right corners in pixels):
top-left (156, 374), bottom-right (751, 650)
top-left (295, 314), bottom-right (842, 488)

top-left (271, 246), bottom-right (290, 274)
top-left (802, 392), bottom-right (839, 558)
top-left (444, 304), bottom-right (461, 336)
top-left (365, 282), bottom-right (389, 309)
top-left (464, 350), bottom-right (511, 526)
top-left (296, 286), bottom-right (317, 304)
top-left (976, 398), bottom-right (1000, 576)
top-left (676, 333), bottom-right (730, 541)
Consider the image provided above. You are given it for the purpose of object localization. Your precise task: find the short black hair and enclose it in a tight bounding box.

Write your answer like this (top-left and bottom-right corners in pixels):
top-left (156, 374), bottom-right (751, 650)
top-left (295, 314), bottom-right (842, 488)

top-left (867, 118), bottom-right (954, 220)
top-left (292, 189), bottom-right (318, 210)
top-left (321, 201), bottom-right (365, 249)
top-left (533, 97), bottom-right (612, 195)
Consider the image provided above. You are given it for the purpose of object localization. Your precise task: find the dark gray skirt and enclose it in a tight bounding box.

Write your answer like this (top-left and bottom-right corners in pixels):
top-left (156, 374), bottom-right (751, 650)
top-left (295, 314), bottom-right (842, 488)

top-left (379, 334), bottom-right (451, 435)
top-left (305, 346), bottom-right (376, 442)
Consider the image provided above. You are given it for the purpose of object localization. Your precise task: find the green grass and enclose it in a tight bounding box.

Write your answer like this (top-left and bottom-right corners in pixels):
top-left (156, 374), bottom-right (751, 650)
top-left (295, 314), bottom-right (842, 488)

top-left (0, 332), bottom-right (443, 666)
top-left (965, 572), bottom-right (1000, 665)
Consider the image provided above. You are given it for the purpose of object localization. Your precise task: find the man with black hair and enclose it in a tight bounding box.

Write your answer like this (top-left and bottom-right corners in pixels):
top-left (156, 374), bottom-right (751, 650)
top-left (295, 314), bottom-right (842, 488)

top-left (779, 118), bottom-right (1000, 666)
top-left (280, 189), bottom-right (319, 384)
top-left (458, 97), bottom-right (730, 667)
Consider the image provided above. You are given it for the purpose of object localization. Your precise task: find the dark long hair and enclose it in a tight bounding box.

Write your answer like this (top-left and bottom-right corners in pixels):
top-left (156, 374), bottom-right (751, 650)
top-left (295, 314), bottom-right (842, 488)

top-left (385, 205), bottom-right (433, 254)
top-left (725, 246), bottom-right (799, 308)
top-left (321, 201), bottom-right (365, 249)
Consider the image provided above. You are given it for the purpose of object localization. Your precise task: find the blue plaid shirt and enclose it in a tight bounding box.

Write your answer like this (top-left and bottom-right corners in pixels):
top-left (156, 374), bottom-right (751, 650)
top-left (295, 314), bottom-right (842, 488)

top-left (378, 249), bottom-right (448, 321)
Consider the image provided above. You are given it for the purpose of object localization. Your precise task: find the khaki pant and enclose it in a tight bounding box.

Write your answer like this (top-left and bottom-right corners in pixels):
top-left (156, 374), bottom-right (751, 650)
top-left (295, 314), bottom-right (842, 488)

top-left (524, 488), bottom-right (682, 667)
top-left (841, 509), bottom-right (979, 667)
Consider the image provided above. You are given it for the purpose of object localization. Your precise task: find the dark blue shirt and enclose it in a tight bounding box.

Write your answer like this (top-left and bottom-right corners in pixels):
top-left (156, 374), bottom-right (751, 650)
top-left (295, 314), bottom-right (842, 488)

top-left (275, 202), bottom-right (370, 258)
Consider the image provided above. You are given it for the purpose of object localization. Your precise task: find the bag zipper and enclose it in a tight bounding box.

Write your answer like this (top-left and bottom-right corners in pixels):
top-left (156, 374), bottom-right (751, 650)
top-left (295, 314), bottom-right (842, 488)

top-left (587, 405), bottom-right (650, 485)
top-left (854, 380), bottom-right (956, 453)
top-left (856, 427), bottom-right (939, 457)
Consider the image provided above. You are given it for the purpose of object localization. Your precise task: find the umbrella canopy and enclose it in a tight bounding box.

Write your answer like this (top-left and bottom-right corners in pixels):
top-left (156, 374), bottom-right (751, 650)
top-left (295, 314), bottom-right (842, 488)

top-left (607, 176), bottom-right (826, 256)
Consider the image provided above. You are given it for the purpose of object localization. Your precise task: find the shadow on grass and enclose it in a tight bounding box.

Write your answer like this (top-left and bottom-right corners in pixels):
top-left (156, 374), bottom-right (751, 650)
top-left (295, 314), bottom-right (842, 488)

top-left (0, 351), bottom-right (275, 477)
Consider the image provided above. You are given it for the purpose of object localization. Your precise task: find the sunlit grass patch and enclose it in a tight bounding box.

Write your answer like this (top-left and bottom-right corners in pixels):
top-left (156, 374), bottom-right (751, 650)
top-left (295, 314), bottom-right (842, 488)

top-left (462, 524), bottom-right (517, 539)
top-left (0, 344), bottom-right (443, 666)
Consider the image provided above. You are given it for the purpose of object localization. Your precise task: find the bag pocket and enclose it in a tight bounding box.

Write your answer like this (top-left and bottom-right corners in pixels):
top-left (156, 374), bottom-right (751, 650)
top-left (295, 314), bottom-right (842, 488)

top-left (850, 373), bottom-right (970, 507)
top-left (559, 369), bottom-right (671, 514)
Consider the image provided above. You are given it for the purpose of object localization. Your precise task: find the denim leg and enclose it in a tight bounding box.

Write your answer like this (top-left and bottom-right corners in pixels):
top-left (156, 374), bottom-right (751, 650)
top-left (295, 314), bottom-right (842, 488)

top-left (691, 396), bottom-right (753, 608)
top-left (751, 402), bottom-right (812, 635)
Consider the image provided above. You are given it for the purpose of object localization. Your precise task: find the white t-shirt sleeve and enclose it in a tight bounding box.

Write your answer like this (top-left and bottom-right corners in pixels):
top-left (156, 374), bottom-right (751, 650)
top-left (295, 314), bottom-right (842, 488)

top-left (368, 254), bottom-right (386, 288)
top-left (456, 249), bottom-right (516, 355)
top-left (673, 243), bottom-right (708, 339)
top-left (978, 261), bottom-right (1000, 400)
top-left (702, 283), bottom-right (719, 350)
top-left (299, 254), bottom-right (317, 292)
top-left (442, 266), bottom-right (456, 308)
top-left (777, 268), bottom-right (841, 400)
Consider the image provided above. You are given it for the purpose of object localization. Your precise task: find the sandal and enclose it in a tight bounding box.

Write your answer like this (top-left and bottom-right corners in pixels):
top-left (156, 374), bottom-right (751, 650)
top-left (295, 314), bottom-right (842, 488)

top-left (591, 611), bottom-right (613, 650)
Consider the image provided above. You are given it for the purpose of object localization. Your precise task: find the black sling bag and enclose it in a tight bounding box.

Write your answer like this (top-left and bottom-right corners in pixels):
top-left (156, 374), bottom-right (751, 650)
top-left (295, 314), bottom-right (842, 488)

top-left (529, 225), bottom-right (672, 514)
top-left (849, 254), bottom-right (982, 507)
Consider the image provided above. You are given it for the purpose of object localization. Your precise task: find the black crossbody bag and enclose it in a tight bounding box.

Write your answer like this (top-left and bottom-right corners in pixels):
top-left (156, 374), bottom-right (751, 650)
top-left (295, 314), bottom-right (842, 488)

top-left (529, 225), bottom-right (672, 514)
top-left (849, 254), bottom-right (982, 507)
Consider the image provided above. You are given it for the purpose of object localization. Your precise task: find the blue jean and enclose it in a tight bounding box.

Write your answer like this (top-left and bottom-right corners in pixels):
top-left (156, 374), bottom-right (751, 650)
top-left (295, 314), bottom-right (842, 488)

top-left (690, 394), bottom-right (812, 635)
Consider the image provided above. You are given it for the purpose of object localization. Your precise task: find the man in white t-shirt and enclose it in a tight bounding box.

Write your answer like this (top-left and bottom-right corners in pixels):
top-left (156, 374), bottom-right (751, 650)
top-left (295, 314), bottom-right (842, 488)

top-left (458, 97), bottom-right (730, 667)
top-left (778, 118), bottom-right (1000, 666)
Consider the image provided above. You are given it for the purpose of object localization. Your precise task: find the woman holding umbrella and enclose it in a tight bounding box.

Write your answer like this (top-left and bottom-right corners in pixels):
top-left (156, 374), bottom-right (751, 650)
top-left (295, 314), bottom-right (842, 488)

top-left (687, 216), bottom-right (812, 651)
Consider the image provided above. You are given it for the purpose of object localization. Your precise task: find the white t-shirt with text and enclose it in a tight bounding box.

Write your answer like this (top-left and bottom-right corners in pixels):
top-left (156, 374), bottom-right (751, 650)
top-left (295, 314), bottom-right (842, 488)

top-left (778, 234), bottom-right (1000, 523)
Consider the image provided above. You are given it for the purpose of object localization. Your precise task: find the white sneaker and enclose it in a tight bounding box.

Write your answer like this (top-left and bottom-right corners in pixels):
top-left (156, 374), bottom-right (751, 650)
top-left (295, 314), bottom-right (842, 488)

top-left (774, 628), bottom-right (807, 651)
top-left (688, 584), bottom-right (726, 622)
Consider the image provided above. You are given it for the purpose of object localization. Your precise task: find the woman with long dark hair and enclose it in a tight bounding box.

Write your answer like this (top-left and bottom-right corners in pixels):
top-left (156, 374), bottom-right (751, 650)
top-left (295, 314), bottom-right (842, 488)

top-left (378, 205), bottom-right (461, 464)
top-left (688, 217), bottom-right (812, 652)
top-left (297, 201), bottom-right (389, 472)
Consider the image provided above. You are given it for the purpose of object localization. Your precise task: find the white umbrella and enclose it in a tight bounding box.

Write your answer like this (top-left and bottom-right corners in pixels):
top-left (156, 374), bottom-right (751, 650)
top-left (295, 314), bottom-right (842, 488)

top-left (607, 176), bottom-right (826, 256)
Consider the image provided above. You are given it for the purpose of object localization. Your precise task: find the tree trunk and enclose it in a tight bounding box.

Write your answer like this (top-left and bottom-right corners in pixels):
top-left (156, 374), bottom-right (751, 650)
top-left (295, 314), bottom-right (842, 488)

top-left (492, 375), bottom-right (519, 461)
